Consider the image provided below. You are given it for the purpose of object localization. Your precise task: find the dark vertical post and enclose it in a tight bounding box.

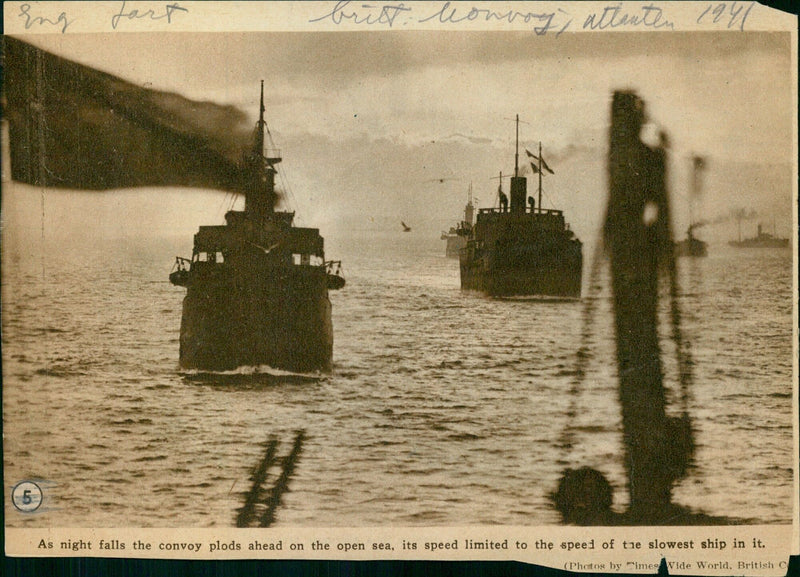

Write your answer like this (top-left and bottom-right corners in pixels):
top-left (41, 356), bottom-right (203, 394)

top-left (537, 142), bottom-right (543, 214)
top-left (605, 91), bottom-right (675, 522)
top-left (514, 114), bottom-right (519, 177)
top-left (256, 80), bottom-right (265, 154)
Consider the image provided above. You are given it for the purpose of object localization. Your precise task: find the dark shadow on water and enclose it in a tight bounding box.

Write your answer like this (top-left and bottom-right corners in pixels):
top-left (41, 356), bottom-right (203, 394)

top-left (495, 296), bottom-right (582, 304)
top-left (551, 467), bottom-right (755, 526)
top-left (181, 370), bottom-right (325, 389)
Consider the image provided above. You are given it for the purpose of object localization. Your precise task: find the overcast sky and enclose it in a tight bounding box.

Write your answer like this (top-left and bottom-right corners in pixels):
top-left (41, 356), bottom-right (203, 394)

top-left (8, 30), bottom-right (795, 243)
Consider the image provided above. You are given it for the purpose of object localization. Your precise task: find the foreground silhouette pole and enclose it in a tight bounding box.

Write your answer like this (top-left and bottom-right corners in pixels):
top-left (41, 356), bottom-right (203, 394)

top-left (605, 90), bottom-right (691, 522)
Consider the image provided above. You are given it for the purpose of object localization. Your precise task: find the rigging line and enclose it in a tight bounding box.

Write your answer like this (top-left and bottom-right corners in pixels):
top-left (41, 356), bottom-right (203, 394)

top-left (667, 245), bottom-right (694, 414)
top-left (262, 116), bottom-right (300, 219)
top-left (277, 166), bottom-right (301, 223)
top-left (216, 191), bottom-right (232, 218)
top-left (555, 233), bottom-right (606, 454)
top-left (539, 183), bottom-right (556, 210)
top-left (277, 168), bottom-right (296, 209)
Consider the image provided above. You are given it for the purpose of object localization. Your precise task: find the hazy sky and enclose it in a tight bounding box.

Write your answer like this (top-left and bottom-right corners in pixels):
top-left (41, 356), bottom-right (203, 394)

top-left (8, 30), bottom-right (796, 243)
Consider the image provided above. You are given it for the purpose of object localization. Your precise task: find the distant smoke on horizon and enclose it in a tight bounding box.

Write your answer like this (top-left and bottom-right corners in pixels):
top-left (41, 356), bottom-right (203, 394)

top-left (693, 208), bottom-right (759, 229)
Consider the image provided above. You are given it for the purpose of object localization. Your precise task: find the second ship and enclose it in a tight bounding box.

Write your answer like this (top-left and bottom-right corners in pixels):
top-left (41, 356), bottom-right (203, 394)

top-left (459, 117), bottom-right (582, 298)
top-left (441, 184), bottom-right (475, 258)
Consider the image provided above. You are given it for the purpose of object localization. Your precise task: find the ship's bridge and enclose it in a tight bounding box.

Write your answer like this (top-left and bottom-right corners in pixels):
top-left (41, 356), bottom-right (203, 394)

top-left (190, 214), bottom-right (326, 268)
top-left (477, 207), bottom-right (566, 228)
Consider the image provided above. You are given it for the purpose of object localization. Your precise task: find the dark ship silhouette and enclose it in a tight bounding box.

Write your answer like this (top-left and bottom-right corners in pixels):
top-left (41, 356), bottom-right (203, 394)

top-left (169, 82), bottom-right (344, 373)
top-left (459, 117), bottom-right (582, 298)
top-left (674, 156), bottom-right (708, 257)
top-left (728, 222), bottom-right (789, 248)
top-left (674, 224), bottom-right (708, 257)
top-left (441, 184), bottom-right (474, 258)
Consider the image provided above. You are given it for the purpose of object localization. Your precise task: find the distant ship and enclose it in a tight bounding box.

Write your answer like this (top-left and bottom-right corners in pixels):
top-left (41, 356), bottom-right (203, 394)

top-left (459, 117), bottom-right (582, 298)
top-left (728, 223), bottom-right (789, 248)
top-left (441, 184), bottom-right (474, 258)
top-left (169, 81), bottom-right (345, 372)
top-left (675, 156), bottom-right (708, 257)
top-left (674, 224), bottom-right (708, 257)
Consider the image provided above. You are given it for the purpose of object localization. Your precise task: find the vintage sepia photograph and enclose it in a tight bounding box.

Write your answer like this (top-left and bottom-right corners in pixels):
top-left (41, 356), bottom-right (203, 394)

top-left (2, 1), bottom-right (796, 569)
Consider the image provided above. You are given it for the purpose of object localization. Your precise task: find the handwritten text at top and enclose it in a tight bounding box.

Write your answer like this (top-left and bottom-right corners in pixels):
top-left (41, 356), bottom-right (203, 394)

top-left (12, 0), bottom-right (760, 35)
top-left (17, 3), bottom-right (73, 34)
top-left (697, 2), bottom-right (756, 32)
top-left (111, 1), bottom-right (189, 30)
top-left (307, 1), bottom-right (759, 33)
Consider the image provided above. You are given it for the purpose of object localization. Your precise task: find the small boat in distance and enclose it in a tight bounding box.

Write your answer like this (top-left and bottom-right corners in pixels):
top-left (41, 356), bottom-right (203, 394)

top-left (459, 116), bottom-right (582, 298)
top-left (675, 224), bottom-right (708, 257)
top-left (728, 223), bottom-right (789, 248)
top-left (401, 221), bottom-right (412, 232)
top-left (675, 156), bottom-right (708, 257)
top-left (441, 184), bottom-right (474, 258)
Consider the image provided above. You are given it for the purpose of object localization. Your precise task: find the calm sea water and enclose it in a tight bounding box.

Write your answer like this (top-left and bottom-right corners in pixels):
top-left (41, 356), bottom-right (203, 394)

top-left (2, 227), bottom-right (794, 528)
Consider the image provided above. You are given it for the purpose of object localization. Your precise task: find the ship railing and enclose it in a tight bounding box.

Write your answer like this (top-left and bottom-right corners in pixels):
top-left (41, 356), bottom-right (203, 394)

top-left (171, 256), bottom-right (192, 272)
top-left (477, 207), bottom-right (563, 216)
top-left (325, 260), bottom-right (343, 275)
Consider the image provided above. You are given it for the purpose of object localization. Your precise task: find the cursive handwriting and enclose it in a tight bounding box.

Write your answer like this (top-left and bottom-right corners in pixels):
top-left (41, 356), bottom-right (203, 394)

top-left (697, 2), bottom-right (755, 32)
top-left (306, 1), bottom-right (763, 34)
top-left (18, 3), bottom-right (72, 33)
top-left (419, 2), bottom-right (572, 35)
top-left (583, 3), bottom-right (674, 30)
top-left (308, 1), bottom-right (411, 27)
top-left (111, 0), bottom-right (188, 30)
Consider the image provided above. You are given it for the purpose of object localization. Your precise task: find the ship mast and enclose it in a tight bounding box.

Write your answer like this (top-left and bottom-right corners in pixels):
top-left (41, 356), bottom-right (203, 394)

top-left (245, 80), bottom-right (281, 222)
top-left (509, 115), bottom-right (527, 214)
top-left (514, 114), bottom-right (520, 177)
top-left (537, 141), bottom-right (543, 215)
top-left (465, 181), bottom-right (474, 225)
top-left (254, 80), bottom-right (266, 159)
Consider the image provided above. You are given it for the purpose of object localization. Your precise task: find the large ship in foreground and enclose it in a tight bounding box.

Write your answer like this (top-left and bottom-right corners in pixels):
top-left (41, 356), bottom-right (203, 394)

top-left (170, 82), bottom-right (344, 372)
top-left (441, 184), bottom-right (474, 258)
top-left (459, 118), bottom-right (582, 298)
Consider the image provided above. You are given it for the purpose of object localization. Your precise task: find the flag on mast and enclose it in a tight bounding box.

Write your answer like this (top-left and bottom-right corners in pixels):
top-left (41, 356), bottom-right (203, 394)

top-left (525, 148), bottom-right (554, 174)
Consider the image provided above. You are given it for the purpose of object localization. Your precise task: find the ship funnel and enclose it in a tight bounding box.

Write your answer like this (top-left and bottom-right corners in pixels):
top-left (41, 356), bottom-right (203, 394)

top-left (510, 176), bottom-right (527, 213)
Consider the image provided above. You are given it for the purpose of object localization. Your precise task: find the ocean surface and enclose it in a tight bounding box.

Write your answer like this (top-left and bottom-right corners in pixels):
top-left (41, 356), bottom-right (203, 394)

top-left (2, 225), bottom-right (795, 528)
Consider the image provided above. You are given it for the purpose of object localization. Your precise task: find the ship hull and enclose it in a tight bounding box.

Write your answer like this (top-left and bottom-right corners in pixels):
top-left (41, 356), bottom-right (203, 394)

top-left (179, 263), bottom-right (332, 373)
top-left (443, 234), bottom-right (467, 258)
top-left (460, 240), bottom-right (582, 298)
top-left (675, 238), bottom-right (708, 257)
top-left (728, 239), bottom-right (789, 248)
